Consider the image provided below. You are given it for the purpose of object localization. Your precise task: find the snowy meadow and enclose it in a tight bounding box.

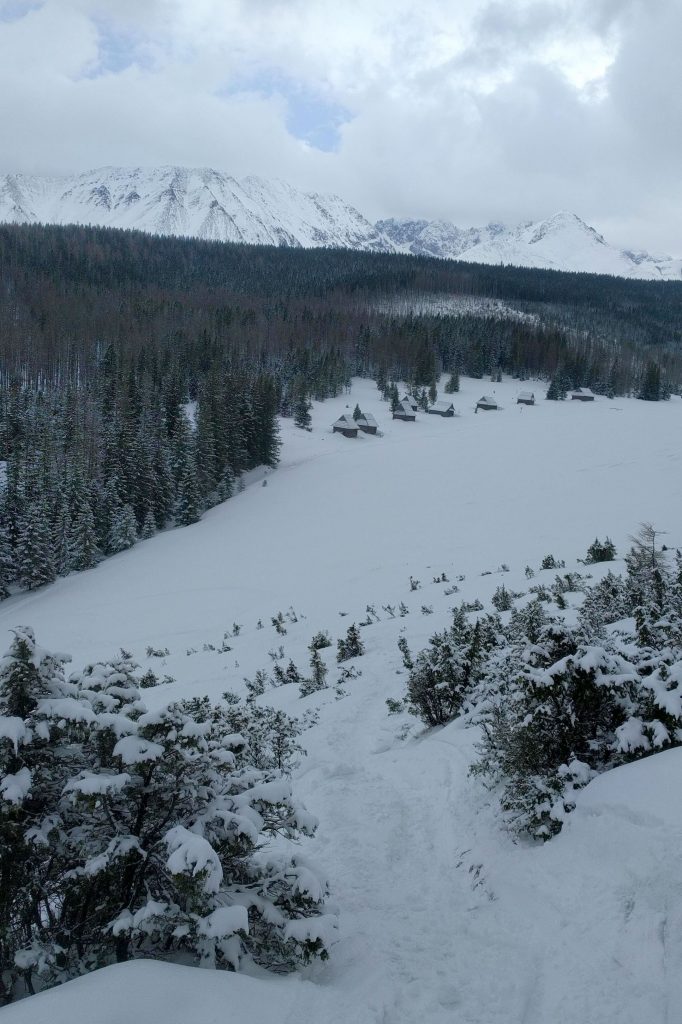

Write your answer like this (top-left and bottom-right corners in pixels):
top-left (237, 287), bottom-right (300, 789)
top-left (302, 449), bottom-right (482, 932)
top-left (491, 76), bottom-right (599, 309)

top-left (2, 375), bottom-right (682, 1024)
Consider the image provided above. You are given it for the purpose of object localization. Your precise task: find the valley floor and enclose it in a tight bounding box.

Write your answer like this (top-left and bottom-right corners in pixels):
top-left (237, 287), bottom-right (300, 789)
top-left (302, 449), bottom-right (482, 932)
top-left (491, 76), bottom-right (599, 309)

top-left (2, 376), bottom-right (682, 1023)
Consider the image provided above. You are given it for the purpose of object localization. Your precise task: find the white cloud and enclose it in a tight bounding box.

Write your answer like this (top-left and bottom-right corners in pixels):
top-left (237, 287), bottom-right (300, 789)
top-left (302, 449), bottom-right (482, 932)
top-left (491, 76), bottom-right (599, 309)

top-left (0, 0), bottom-right (679, 253)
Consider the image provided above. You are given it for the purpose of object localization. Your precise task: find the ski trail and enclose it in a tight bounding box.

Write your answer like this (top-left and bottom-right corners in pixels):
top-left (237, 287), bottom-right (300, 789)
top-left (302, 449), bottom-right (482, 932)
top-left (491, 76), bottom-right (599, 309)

top-left (293, 677), bottom-right (546, 1024)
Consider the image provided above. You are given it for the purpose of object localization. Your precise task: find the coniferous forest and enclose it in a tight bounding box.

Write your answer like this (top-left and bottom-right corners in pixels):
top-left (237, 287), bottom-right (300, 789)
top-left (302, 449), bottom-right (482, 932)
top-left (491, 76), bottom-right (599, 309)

top-left (1, 222), bottom-right (682, 597)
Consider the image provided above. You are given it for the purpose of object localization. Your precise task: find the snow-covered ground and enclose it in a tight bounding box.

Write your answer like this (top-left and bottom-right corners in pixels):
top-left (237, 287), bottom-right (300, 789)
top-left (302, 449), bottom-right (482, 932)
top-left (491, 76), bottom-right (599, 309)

top-left (2, 375), bottom-right (682, 1023)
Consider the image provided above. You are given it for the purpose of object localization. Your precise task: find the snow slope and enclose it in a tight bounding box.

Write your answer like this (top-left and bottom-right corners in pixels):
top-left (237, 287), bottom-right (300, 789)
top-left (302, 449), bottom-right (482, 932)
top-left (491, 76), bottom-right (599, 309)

top-left (2, 376), bottom-right (682, 1023)
top-left (1, 167), bottom-right (680, 278)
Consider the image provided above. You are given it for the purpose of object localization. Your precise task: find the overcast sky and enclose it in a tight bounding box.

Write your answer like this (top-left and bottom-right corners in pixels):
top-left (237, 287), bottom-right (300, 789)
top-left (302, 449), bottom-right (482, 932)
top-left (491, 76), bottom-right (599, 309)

top-left (0, 0), bottom-right (680, 253)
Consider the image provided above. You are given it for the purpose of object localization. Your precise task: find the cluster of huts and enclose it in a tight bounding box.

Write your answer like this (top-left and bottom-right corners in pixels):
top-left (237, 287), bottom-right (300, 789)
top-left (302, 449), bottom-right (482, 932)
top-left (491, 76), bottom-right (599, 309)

top-left (475, 388), bottom-right (595, 410)
top-left (332, 385), bottom-right (596, 437)
top-left (394, 396), bottom-right (455, 420)
top-left (332, 411), bottom-right (379, 438)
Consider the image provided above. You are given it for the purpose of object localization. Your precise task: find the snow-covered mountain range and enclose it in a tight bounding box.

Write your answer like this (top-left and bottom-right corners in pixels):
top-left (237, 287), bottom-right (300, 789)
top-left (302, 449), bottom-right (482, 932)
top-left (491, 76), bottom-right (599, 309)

top-left (377, 211), bottom-right (682, 280)
top-left (1, 166), bottom-right (680, 280)
top-left (0, 166), bottom-right (391, 253)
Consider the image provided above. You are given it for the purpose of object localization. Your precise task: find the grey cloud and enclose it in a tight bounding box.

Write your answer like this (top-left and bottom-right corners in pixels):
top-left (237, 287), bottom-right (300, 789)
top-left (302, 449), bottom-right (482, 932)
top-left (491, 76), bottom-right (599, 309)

top-left (0, 0), bottom-right (679, 254)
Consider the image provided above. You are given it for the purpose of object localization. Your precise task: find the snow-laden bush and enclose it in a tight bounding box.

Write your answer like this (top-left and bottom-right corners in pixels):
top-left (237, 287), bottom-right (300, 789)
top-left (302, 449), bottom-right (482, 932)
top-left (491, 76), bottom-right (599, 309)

top-left (403, 607), bottom-right (502, 726)
top-left (585, 536), bottom-right (617, 563)
top-left (0, 630), bottom-right (333, 1003)
top-left (337, 624), bottom-right (364, 663)
top-left (578, 571), bottom-right (629, 634)
top-left (473, 545), bottom-right (682, 839)
top-left (404, 535), bottom-right (682, 840)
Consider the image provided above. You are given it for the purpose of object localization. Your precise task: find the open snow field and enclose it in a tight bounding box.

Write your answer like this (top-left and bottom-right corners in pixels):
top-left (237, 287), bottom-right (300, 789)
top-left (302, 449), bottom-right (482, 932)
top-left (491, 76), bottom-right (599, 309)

top-left (3, 376), bottom-right (682, 1023)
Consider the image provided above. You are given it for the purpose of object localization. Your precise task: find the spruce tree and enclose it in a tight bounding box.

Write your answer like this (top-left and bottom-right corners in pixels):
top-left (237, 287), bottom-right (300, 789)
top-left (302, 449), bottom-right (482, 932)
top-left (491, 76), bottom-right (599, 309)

top-left (294, 394), bottom-right (312, 430)
top-left (140, 509), bottom-right (157, 539)
top-left (0, 509), bottom-right (14, 600)
top-left (639, 361), bottom-right (661, 402)
top-left (67, 501), bottom-right (101, 572)
top-left (546, 373), bottom-right (566, 400)
top-left (108, 503), bottom-right (139, 553)
top-left (337, 624), bottom-right (365, 662)
top-left (175, 461), bottom-right (202, 526)
top-left (301, 649), bottom-right (328, 696)
top-left (17, 500), bottom-right (56, 590)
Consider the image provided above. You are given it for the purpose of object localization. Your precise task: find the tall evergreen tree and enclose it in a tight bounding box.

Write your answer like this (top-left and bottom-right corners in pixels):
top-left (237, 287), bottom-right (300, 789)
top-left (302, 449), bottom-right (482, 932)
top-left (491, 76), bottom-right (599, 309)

top-left (67, 501), bottom-right (101, 572)
top-left (17, 500), bottom-right (56, 590)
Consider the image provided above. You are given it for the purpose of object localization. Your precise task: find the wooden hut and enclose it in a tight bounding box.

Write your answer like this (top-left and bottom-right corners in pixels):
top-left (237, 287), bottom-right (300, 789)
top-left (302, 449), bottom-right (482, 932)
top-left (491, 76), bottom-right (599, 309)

top-left (356, 412), bottom-right (379, 434)
top-left (401, 395), bottom-right (419, 412)
top-left (428, 400), bottom-right (455, 417)
top-left (332, 414), bottom-right (359, 438)
top-left (570, 387), bottom-right (595, 401)
top-left (393, 401), bottom-right (416, 422)
top-left (517, 391), bottom-right (535, 405)
top-left (476, 395), bottom-right (498, 411)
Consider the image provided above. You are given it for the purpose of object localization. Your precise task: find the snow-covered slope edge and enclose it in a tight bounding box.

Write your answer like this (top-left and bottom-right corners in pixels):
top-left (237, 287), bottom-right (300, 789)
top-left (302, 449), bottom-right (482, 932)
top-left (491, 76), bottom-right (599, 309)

top-left (1, 167), bottom-right (680, 279)
top-left (1, 377), bottom-right (682, 1022)
top-left (5, 746), bottom-right (682, 1024)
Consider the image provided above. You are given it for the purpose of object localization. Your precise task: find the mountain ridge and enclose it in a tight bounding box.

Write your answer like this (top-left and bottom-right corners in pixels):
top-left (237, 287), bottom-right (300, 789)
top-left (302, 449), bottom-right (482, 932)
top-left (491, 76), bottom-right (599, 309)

top-left (1, 165), bottom-right (680, 280)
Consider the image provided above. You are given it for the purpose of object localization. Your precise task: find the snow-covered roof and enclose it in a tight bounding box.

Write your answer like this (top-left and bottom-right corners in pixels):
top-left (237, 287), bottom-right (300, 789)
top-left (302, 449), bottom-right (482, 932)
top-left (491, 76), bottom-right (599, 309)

top-left (357, 412), bottom-right (378, 427)
top-left (332, 414), bottom-right (358, 429)
top-left (477, 396), bottom-right (497, 406)
top-left (518, 391), bottom-right (535, 400)
top-left (401, 395), bottom-right (418, 409)
top-left (430, 400), bottom-right (454, 412)
top-left (570, 388), bottom-right (595, 399)
top-left (395, 401), bottom-right (416, 415)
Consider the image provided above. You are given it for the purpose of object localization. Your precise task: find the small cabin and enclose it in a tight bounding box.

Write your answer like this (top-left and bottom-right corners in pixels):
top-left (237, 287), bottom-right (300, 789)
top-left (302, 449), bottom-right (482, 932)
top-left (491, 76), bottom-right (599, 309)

top-left (517, 391), bottom-right (535, 406)
top-left (332, 414), bottom-right (359, 438)
top-left (570, 388), bottom-right (595, 402)
top-left (393, 401), bottom-right (416, 421)
top-left (476, 395), bottom-right (498, 411)
top-left (356, 412), bottom-right (378, 435)
top-left (401, 395), bottom-right (419, 412)
top-left (428, 400), bottom-right (455, 417)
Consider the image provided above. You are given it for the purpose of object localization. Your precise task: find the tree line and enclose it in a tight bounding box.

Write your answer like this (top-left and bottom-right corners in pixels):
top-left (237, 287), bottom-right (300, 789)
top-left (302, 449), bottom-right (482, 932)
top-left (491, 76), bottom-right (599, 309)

top-left (1, 222), bottom-right (681, 597)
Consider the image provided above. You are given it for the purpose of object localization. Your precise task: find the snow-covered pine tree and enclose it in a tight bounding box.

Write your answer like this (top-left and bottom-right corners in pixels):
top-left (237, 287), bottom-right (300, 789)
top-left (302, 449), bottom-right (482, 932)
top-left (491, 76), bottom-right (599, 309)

top-left (585, 537), bottom-right (617, 563)
top-left (67, 500), bottom-right (101, 572)
top-left (301, 649), bottom-right (328, 696)
top-left (0, 627), bottom-right (72, 997)
top-left (294, 394), bottom-right (312, 430)
top-left (472, 575), bottom-right (682, 839)
top-left (578, 571), bottom-right (629, 635)
top-left (337, 624), bottom-right (365, 662)
top-left (140, 508), bottom-right (157, 540)
top-left (16, 500), bottom-right (56, 590)
top-left (404, 612), bottom-right (500, 726)
top-left (545, 372), bottom-right (566, 400)
top-left (0, 634), bottom-right (334, 1000)
top-left (0, 509), bottom-right (13, 600)
top-left (175, 460), bottom-right (203, 526)
top-left (107, 503), bottom-right (138, 554)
